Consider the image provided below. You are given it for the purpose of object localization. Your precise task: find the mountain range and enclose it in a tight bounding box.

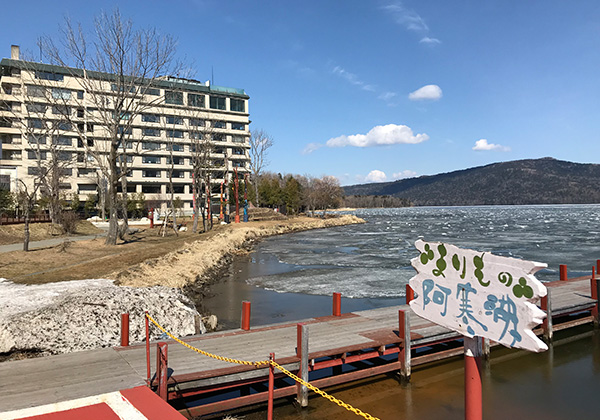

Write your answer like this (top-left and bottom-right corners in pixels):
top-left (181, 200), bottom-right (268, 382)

top-left (343, 158), bottom-right (600, 206)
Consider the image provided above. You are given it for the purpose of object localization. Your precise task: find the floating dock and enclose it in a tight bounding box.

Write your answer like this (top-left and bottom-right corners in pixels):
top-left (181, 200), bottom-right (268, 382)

top-left (0, 271), bottom-right (597, 418)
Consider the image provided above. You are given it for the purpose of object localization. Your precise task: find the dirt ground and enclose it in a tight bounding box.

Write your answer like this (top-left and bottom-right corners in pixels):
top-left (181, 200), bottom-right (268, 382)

top-left (0, 216), bottom-right (365, 286)
top-left (0, 220), bottom-right (103, 246)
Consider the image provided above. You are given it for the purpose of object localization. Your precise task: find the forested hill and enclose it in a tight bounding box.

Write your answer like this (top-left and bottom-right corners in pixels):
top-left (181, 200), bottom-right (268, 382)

top-left (343, 158), bottom-right (600, 206)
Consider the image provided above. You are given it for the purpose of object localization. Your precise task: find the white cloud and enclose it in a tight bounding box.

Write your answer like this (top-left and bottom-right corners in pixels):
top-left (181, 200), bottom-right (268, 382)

top-left (382, 3), bottom-right (440, 44)
top-left (378, 91), bottom-right (398, 101)
top-left (302, 142), bottom-right (324, 154)
top-left (326, 124), bottom-right (429, 148)
top-left (472, 139), bottom-right (511, 152)
top-left (383, 4), bottom-right (428, 32)
top-left (392, 170), bottom-right (417, 179)
top-left (332, 66), bottom-right (376, 92)
top-left (408, 84), bottom-right (443, 101)
top-left (365, 170), bottom-right (388, 183)
top-left (420, 37), bottom-right (441, 45)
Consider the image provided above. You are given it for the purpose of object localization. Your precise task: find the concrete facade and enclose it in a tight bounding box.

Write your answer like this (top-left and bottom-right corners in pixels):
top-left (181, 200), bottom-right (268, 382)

top-left (0, 46), bottom-right (250, 212)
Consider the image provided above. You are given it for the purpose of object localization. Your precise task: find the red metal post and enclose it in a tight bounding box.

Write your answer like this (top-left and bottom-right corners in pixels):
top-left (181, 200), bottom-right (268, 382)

top-left (559, 264), bottom-right (568, 281)
top-left (405, 284), bottom-right (414, 304)
top-left (592, 267), bottom-right (599, 325)
top-left (120, 313), bottom-right (129, 347)
top-left (241, 301), bottom-right (251, 330)
top-left (268, 353), bottom-right (275, 420)
top-left (464, 336), bottom-right (483, 420)
top-left (541, 290), bottom-right (553, 341)
top-left (333, 292), bottom-right (341, 316)
top-left (145, 312), bottom-right (151, 386)
top-left (156, 342), bottom-right (168, 400)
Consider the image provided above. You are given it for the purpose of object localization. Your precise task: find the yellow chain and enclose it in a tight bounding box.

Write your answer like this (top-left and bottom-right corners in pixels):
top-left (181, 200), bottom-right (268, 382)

top-left (145, 313), bottom-right (380, 420)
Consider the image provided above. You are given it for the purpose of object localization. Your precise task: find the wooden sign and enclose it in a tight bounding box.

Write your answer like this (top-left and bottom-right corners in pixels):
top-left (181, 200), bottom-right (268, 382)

top-left (409, 240), bottom-right (548, 353)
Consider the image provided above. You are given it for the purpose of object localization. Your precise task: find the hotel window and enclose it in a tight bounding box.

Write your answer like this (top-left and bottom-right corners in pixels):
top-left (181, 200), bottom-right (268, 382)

top-left (142, 128), bottom-right (161, 137)
top-left (58, 121), bottom-right (72, 131)
top-left (52, 105), bottom-right (70, 116)
top-left (172, 170), bottom-right (185, 178)
top-left (27, 150), bottom-right (47, 160)
top-left (26, 103), bottom-right (46, 113)
top-left (167, 143), bottom-right (184, 152)
top-left (212, 120), bottom-right (226, 129)
top-left (142, 142), bottom-right (161, 150)
top-left (190, 132), bottom-right (202, 140)
top-left (51, 88), bottom-right (71, 100)
top-left (173, 184), bottom-right (185, 194)
top-left (230, 99), bottom-right (245, 112)
top-left (166, 156), bottom-right (184, 165)
top-left (142, 113), bottom-right (160, 123)
top-left (232, 135), bottom-right (245, 143)
top-left (142, 170), bottom-right (161, 178)
top-left (57, 151), bottom-right (72, 161)
top-left (77, 91), bottom-right (84, 100)
top-left (189, 118), bottom-right (204, 127)
top-left (231, 122), bottom-right (245, 131)
top-left (28, 119), bottom-right (45, 129)
top-left (26, 85), bottom-right (45, 97)
top-left (35, 71), bottom-right (64, 82)
top-left (209, 96), bottom-right (226, 110)
top-left (188, 93), bottom-right (205, 108)
top-left (53, 136), bottom-right (72, 146)
top-left (145, 87), bottom-right (160, 96)
top-left (166, 129), bottom-right (183, 138)
top-left (165, 90), bottom-right (183, 105)
top-left (166, 115), bottom-right (183, 125)
top-left (142, 156), bottom-right (161, 164)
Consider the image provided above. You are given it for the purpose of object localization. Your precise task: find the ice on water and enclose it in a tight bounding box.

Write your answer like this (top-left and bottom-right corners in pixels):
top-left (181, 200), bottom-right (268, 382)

top-left (246, 205), bottom-right (600, 298)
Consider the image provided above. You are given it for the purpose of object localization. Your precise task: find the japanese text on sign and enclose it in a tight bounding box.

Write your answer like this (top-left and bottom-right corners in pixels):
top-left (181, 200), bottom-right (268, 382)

top-left (409, 240), bottom-right (548, 353)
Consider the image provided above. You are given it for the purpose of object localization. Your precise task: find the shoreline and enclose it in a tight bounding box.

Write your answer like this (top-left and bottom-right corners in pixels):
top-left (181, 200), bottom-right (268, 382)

top-left (0, 214), bottom-right (365, 358)
top-left (113, 214), bottom-right (366, 289)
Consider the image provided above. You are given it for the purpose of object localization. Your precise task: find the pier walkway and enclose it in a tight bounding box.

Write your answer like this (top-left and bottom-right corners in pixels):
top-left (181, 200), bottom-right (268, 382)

top-left (0, 276), bottom-right (597, 418)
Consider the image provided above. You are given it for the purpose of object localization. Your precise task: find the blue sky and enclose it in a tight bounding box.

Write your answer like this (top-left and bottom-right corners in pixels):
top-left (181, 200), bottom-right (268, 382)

top-left (3, 1), bottom-right (599, 185)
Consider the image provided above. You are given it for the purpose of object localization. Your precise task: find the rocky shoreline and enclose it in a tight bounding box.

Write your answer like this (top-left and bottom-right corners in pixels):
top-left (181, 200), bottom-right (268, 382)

top-left (0, 215), bottom-right (365, 358)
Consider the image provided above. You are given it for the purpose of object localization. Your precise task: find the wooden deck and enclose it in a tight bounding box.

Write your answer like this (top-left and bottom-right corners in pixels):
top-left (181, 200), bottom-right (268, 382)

top-left (0, 277), bottom-right (597, 416)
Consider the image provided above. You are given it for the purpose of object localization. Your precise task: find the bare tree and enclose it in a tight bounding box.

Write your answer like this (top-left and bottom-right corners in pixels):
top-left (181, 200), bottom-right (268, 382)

top-left (249, 129), bottom-right (273, 207)
top-left (40, 9), bottom-right (180, 245)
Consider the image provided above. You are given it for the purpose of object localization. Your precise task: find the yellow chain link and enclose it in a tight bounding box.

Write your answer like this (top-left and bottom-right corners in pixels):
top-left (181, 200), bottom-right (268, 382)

top-left (145, 313), bottom-right (380, 420)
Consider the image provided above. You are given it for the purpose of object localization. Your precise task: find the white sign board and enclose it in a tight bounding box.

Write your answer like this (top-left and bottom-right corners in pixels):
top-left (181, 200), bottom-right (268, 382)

top-left (409, 240), bottom-right (548, 353)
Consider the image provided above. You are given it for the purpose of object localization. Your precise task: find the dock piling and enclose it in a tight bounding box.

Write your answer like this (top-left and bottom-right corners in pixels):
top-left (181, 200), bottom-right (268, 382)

top-left (156, 342), bottom-right (168, 401)
top-left (592, 267), bottom-right (599, 327)
top-left (464, 337), bottom-right (483, 420)
top-left (398, 309), bottom-right (411, 383)
top-left (541, 289), bottom-right (553, 342)
top-left (559, 264), bottom-right (568, 281)
top-left (333, 292), bottom-right (341, 317)
top-left (241, 301), bottom-right (251, 330)
top-left (268, 353), bottom-right (275, 420)
top-left (296, 323), bottom-right (309, 407)
top-left (405, 284), bottom-right (414, 304)
top-left (120, 313), bottom-right (129, 347)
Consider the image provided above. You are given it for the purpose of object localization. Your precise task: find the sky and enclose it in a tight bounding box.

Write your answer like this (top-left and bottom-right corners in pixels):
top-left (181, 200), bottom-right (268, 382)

top-left (2, 1), bottom-right (600, 185)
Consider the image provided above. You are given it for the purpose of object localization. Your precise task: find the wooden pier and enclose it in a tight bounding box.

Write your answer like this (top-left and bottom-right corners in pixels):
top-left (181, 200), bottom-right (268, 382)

top-left (0, 273), bottom-right (597, 418)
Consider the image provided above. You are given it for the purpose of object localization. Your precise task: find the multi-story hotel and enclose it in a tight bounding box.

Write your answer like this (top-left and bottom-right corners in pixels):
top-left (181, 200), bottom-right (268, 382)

top-left (0, 45), bottom-right (250, 213)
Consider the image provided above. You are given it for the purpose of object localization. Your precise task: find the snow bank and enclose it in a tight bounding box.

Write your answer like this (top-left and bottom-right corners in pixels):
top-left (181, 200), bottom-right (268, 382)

top-left (0, 278), bottom-right (201, 355)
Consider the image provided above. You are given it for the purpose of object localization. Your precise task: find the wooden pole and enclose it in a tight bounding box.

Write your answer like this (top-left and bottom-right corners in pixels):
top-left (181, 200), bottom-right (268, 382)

top-left (398, 309), bottom-right (411, 382)
top-left (145, 312), bottom-right (151, 386)
top-left (541, 289), bottom-right (553, 342)
top-left (332, 292), bottom-right (341, 316)
top-left (592, 267), bottom-right (599, 326)
top-left (464, 336), bottom-right (483, 420)
top-left (267, 353), bottom-right (275, 420)
top-left (405, 284), bottom-right (414, 304)
top-left (241, 301), bottom-right (251, 330)
top-left (559, 264), bottom-right (568, 281)
top-left (156, 342), bottom-right (168, 401)
top-left (120, 313), bottom-right (129, 347)
top-left (296, 323), bottom-right (309, 407)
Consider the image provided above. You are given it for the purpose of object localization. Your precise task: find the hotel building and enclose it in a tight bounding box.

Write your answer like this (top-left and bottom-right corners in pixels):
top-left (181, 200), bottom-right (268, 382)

top-left (0, 45), bottom-right (250, 213)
